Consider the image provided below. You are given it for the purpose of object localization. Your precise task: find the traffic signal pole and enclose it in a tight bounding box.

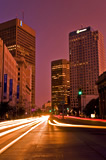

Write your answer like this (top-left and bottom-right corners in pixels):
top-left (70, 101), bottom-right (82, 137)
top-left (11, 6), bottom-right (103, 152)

top-left (77, 89), bottom-right (82, 116)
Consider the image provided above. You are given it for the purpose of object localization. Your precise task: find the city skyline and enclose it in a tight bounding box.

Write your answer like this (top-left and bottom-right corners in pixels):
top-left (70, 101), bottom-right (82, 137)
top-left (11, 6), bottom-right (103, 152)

top-left (0, 0), bottom-right (106, 107)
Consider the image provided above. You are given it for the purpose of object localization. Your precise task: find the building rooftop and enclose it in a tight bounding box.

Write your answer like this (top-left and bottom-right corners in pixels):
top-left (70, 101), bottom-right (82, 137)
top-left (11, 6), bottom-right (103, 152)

top-left (69, 26), bottom-right (94, 36)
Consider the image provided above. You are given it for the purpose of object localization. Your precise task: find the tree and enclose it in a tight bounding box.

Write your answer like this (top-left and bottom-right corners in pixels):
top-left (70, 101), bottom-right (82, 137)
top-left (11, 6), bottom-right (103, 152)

top-left (83, 98), bottom-right (99, 116)
top-left (0, 101), bottom-right (10, 119)
top-left (17, 106), bottom-right (25, 117)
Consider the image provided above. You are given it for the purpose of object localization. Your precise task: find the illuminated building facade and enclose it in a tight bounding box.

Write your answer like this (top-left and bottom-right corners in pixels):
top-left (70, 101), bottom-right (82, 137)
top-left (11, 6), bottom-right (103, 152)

top-left (15, 57), bottom-right (32, 115)
top-left (0, 39), bottom-right (17, 105)
top-left (0, 18), bottom-right (35, 108)
top-left (69, 26), bottom-right (105, 108)
top-left (51, 59), bottom-right (70, 111)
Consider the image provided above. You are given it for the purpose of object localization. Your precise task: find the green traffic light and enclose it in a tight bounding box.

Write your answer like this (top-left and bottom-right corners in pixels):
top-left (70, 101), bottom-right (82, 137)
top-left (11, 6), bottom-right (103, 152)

top-left (78, 91), bottom-right (82, 95)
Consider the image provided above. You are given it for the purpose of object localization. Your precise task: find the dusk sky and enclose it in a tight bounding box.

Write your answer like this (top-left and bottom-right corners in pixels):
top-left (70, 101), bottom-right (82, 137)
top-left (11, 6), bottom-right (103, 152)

top-left (0, 0), bottom-right (106, 107)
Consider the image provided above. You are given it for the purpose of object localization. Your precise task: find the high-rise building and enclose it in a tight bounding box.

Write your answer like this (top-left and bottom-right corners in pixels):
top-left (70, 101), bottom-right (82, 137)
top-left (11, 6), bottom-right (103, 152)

top-left (0, 18), bottom-right (35, 108)
top-left (69, 26), bottom-right (105, 108)
top-left (15, 57), bottom-right (32, 115)
top-left (51, 59), bottom-right (70, 112)
top-left (0, 39), bottom-right (17, 105)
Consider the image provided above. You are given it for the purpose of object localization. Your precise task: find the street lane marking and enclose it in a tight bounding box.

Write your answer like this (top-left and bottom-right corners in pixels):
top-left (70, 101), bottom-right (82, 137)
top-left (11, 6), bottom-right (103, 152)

top-left (48, 120), bottom-right (106, 129)
top-left (0, 116), bottom-right (49, 154)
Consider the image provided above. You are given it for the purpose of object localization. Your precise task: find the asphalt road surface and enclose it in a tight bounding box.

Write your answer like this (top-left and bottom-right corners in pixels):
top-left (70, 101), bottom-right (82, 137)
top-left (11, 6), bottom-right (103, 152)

top-left (0, 116), bottom-right (106, 160)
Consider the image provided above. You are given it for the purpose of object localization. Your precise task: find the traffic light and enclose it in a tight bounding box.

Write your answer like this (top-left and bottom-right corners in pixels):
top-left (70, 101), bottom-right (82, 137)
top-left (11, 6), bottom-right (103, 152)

top-left (78, 89), bottom-right (82, 95)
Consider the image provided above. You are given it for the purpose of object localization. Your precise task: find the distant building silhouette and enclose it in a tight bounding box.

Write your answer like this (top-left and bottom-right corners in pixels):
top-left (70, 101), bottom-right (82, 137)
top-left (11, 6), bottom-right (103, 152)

top-left (42, 101), bottom-right (51, 113)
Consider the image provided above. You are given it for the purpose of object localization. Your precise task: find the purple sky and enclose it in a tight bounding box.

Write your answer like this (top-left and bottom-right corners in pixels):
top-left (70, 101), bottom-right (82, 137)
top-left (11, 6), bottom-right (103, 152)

top-left (0, 0), bottom-right (106, 107)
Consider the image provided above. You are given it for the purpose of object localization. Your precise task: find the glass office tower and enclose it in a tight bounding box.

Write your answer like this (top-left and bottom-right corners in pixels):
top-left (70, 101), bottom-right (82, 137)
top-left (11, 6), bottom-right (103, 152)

top-left (51, 59), bottom-right (70, 111)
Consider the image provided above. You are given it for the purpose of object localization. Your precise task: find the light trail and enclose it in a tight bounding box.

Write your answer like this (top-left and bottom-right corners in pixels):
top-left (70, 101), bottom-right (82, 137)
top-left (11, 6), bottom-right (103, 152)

top-left (0, 117), bottom-right (39, 127)
top-left (0, 116), bottom-right (49, 154)
top-left (48, 120), bottom-right (106, 129)
top-left (0, 118), bottom-right (38, 130)
top-left (0, 118), bottom-right (41, 137)
top-left (0, 118), bottom-right (30, 126)
top-left (54, 115), bottom-right (106, 123)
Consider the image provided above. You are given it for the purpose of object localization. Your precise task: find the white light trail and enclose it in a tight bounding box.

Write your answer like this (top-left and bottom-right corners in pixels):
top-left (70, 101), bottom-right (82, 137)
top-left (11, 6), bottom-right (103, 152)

top-left (0, 118), bottom-right (41, 137)
top-left (0, 118), bottom-right (30, 126)
top-left (48, 120), bottom-right (106, 129)
top-left (0, 118), bottom-right (38, 130)
top-left (0, 116), bottom-right (49, 154)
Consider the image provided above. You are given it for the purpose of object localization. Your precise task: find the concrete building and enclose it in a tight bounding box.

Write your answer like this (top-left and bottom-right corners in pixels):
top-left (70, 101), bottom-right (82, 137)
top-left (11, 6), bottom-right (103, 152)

top-left (0, 18), bottom-right (36, 108)
top-left (25, 64), bottom-right (32, 115)
top-left (96, 71), bottom-right (106, 118)
top-left (0, 39), bottom-right (17, 105)
top-left (15, 57), bottom-right (32, 115)
top-left (51, 59), bottom-right (70, 112)
top-left (69, 26), bottom-right (105, 108)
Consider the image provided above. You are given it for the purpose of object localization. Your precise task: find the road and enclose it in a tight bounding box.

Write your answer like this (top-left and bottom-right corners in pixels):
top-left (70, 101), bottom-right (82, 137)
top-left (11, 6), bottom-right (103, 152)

top-left (0, 115), bottom-right (106, 160)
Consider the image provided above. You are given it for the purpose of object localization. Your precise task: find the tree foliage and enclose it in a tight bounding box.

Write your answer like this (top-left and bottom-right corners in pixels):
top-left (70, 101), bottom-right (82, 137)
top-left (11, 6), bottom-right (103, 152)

top-left (0, 102), bottom-right (25, 119)
top-left (0, 102), bottom-right (10, 118)
top-left (83, 98), bottom-right (99, 116)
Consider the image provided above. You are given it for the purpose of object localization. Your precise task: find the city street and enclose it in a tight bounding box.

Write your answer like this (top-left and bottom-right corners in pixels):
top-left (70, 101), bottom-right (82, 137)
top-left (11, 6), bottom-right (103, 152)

top-left (0, 116), bottom-right (106, 160)
top-left (0, 1), bottom-right (106, 160)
